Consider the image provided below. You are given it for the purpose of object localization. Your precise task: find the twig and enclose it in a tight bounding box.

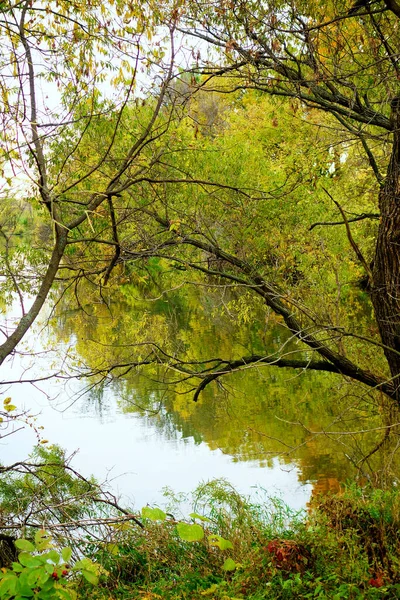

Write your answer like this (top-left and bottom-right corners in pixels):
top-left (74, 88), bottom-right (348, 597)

top-left (309, 212), bottom-right (379, 230)
top-left (322, 187), bottom-right (373, 284)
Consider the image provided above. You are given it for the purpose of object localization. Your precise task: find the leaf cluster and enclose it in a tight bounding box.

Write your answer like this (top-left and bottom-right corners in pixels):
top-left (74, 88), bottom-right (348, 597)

top-left (0, 530), bottom-right (99, 600)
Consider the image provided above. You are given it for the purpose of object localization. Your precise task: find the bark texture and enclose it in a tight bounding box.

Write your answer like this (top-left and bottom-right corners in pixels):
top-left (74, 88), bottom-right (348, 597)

top-left (372, 96), bottom-right (400, 392)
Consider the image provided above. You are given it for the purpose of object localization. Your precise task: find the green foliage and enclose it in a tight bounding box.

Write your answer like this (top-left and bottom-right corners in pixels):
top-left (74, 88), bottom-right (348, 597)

top-left (0, 445), bottom-right (97, 526)
top-left (141, 507), bottom-right (167, 522)
top-left (176, 523), bottom-right (204, 542)
top-left (51, 271), bottom-right (395, 487)
top-left (207, 534), bottom-right (233, 551)
top-left (0, 443), bottom-right (120, 554)
top-left (0, 530), bottom-right (99, 600)
top-left (46, 88), bottom-right (390, 484)
top-left (88, 482), bottom-right (400, 599)
top-left (222, 557), bottom-right (238, 572)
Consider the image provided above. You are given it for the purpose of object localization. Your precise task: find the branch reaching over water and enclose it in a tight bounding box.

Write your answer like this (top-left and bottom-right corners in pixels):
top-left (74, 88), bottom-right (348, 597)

top-left (193, 355), bottom-right (342, 402)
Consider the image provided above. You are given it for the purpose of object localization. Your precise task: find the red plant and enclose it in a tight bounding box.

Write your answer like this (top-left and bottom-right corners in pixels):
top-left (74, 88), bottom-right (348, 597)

top-left (267, 541), bottom-right (278, 554)
top-left (369, 575), bottom-right (384, 588)
top-left (266, 539), bottom-right (311, 573)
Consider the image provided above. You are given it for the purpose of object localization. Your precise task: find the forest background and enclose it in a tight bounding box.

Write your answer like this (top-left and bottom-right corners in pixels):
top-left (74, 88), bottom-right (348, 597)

top-left (1, 0), bottom-right (400, 597)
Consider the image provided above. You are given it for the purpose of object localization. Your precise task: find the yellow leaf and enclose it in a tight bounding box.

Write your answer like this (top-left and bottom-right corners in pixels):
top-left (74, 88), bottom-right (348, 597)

top-left (3, 397), bottom-right (11, 405)
top-left (169, 220), bottom-right (181, 232)
top-left (201, 584), bottom-right (219, 595)
top-left (105, 543), bottom-right (120, 555)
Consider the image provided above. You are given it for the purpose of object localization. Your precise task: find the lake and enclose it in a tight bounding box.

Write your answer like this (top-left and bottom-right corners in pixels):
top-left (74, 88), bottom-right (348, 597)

top-left (0, 283), bottom-right (388, 514)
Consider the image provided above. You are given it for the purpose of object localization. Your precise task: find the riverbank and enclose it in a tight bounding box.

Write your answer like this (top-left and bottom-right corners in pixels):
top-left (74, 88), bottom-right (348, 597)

top-left (84, 482), bottom-right (400, 599)
top-left (1, 477), bottom-right (399, 599)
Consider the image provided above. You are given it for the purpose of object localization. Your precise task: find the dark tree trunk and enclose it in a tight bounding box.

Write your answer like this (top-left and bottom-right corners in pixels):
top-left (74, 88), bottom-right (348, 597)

top-left (0, 229), bottom-right (67, 366)
top-left (372, 96), bottom-right (400, 395)
top-left (0, 534), bottom-right (17, 567)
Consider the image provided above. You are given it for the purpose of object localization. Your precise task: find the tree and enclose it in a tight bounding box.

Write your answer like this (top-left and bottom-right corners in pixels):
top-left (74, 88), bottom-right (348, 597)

top-left (46, 84), bottom-right (389, 407)
top-left (0, 0), bottom-right (181, 366)
top-left (2, 0), bottom-right (400, 480)
top-left (0, 0), bottom-right (192, 538)
top-left (156, 0), bottom-right (400, 402)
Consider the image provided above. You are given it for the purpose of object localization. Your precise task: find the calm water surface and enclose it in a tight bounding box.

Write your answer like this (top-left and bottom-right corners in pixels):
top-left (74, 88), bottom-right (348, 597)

top-left (0, 289), bottom-right (382, 512)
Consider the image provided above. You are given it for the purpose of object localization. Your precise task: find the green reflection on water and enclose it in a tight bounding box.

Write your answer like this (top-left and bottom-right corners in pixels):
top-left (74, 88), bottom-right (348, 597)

top-left (53, 282), bottom-right (399, 495)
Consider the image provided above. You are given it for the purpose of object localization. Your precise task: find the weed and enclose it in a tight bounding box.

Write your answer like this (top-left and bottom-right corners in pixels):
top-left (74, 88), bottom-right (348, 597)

top-left (10, 481), bottom-right (398, 599)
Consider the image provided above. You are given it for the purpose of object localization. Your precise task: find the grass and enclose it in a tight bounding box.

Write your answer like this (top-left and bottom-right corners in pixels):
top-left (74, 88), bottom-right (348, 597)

top-left (77, 480), bottom-right (400, 599)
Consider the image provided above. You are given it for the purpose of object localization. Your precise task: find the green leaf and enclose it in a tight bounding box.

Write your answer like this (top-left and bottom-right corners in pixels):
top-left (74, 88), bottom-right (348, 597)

top-left (27, 568), bottom-right (43, 587)
top-left (44, 563), bottom-right (55, 574)
top-left (141, 506), bottom-right (167, 521)
top-left (176, 523), bottom-right (204, 542)
top-left (222, 558), bottom-right (237, 571)
top-left (34, 530), bottom-right (51, 551)
top-left (45, 550), bottom-right (60, 564)
top-left (201, 583), bottom-right (219, 595)
top-left (73, 558), bottom-right (94, 570)
top-left (61, 547), bottom-right (72, 563)
top-left (16, 589), bottom-right (34, 598)
top-left (208, 534), bottom-right (233, 550)
top-left (40, 578), bottom-right (55, 591)
top-left (0, 573), bottom-right (18, 596)
top-left (219, 538), bottom-right (234, 551)
top-left (18, 553), bottom-right (42, 568)
top-left (11, 562), bottom-right (24, 572)
top-left (34, 530), bottom-right (46, 544)
top-left (36, 569), bottom-right (50, 586)
top-left (57, 588), bottom-right (74, 600)
top-left (15, 539), bottom-right (35, 552)
top-left (189, 512), bottom-right (212, 523)
top-left (105, 543), bottom-right (120, 556)
top-left (81, 569), bottom-right (98, 585)
top-left (15, 581), bottom-right (34, 597)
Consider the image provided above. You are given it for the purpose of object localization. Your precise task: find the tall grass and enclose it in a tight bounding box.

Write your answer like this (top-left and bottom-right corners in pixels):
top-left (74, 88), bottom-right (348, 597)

top-left (87, 480), bottom-right (400, 599)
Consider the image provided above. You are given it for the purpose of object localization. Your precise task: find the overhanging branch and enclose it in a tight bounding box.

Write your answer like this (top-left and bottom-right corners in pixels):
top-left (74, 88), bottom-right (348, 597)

top-left (309, 212), bottom-right (379, 230)
top-left (125, 211), bottom-right (394, 398)
top-left (193, 355), bottom-right (343, 402)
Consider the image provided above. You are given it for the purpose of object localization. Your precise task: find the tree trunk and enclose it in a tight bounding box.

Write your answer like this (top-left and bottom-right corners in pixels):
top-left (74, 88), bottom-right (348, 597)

top-left (0, 229), bottom-right (68, 366)
top-left (372, 96), bottom-right (400, 395)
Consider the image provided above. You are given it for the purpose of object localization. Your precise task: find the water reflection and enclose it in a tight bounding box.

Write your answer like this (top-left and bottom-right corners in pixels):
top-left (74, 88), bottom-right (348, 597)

top-left (0, 295), bottom-right (312, 511)
top-left (0, 349), bottom-right (312, 511)
top-left (49, 282), bottom-right (398, 495)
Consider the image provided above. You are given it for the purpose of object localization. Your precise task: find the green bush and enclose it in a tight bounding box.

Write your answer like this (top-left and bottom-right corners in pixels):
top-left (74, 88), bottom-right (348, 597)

top-left (0, 530), bottom-right (100, 600)
top-left (87, 481), bottom-right (400, 599)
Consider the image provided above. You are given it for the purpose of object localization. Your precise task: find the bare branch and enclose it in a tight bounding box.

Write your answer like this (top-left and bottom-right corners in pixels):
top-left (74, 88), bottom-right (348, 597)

top-left (192, 354), bottom-right (342, 402)
top-left (322, 187), bottom-right (374, 284)
top-left (309, 212), bottom-right (379, 230)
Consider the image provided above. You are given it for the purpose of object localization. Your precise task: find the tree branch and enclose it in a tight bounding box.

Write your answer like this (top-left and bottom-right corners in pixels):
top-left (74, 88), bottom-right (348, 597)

top-left (193, 354), bottom-right (343, 402)
top-left (122, 211), bottom-right (394, 397)
top-left (103, 194), bottom-right (121, 286)
top-left (309, 212), bottom-right (380, 230)
top-left (383, 0), bottom-right (400, 18)
top-left (322, 187), bottom-right (374, 284)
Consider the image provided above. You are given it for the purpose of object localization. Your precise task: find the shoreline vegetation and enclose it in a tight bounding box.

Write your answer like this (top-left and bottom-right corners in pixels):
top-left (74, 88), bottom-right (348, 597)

top-left (87, 482), bottom-right (400, 599)
top-left (1, 472), bottom-right (400, 599)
